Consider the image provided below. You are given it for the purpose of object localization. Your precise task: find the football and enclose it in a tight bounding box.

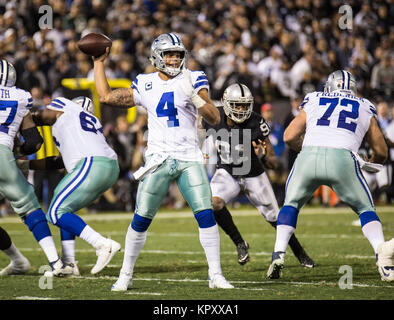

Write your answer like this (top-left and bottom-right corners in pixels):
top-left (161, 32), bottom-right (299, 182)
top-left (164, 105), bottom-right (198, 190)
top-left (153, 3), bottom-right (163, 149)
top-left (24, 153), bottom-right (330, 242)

top-left (77, 33), bottom-right (112, 57)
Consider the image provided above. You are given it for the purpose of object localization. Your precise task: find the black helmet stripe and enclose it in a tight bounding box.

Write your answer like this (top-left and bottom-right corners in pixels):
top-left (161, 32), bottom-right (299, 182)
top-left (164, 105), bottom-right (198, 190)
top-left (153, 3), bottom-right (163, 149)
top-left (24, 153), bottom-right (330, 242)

top-left (238, 83), bottom-right (245, 97)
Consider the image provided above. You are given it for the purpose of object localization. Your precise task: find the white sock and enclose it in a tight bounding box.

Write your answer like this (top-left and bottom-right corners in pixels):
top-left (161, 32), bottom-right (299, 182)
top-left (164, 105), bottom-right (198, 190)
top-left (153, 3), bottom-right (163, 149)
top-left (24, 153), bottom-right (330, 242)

top-left (3, 243), bottom-right (26, 262)
top-left (274, 225), bottom-right (295, 252)
top-left (361, 221), bottom-right (385, 253)
top-left (199, 224), bottom-right (222, 277)
top-left (38, 236), bottom-right (60, 263)
top-left (61, 240), bottom-right (76, 264)
top-left (79, 225), bottom-right (107, 249)
top-left (120, 226), bottom-right (147, 276)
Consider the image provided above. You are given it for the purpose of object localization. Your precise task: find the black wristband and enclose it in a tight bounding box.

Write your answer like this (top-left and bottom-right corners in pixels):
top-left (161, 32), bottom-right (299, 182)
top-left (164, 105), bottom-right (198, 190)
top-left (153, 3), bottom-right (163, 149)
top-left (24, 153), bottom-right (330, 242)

top-left (20, 127), bottom-right (43, 155)
top-left (45, 156), bottom-right (65, 170)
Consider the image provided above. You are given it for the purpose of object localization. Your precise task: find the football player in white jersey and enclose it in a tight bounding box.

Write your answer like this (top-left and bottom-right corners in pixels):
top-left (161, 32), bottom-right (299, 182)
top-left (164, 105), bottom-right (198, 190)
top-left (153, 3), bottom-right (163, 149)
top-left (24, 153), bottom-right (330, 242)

top-left (0, 221), bottom-right (31, 276)
top-left (24, 96), bottom-right (121, 275)
top-left (0, 59), bottom-right (73, 276)
top-left (267, 70), bottom-right (394, 282)
top-left (93, 32), bottom-right (233, 290)
top-left (202, 83), bottom-right (314, 268)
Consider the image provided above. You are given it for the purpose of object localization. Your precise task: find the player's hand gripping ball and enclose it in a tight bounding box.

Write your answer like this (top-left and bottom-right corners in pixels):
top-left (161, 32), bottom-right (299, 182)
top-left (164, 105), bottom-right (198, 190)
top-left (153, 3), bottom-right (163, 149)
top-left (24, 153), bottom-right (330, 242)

top-left (77, 33), bottom-right (112, 57)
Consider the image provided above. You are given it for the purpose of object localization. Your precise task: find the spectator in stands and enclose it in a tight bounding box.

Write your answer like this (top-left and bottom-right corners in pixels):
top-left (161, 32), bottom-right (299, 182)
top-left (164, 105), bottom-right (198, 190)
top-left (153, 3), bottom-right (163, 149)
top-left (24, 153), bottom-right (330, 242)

top-left (371, 52), bottom-right (394, 101)
top-left (290, 48), bottom-right (314, 93)
top-left (257, 45), bottom-right (283, 81)
top-left (270, 57), bottom-right (295, 100)
top-left (20, 58), bottom-right (48, 92)
top-left (47, 54), bottom-right (75, 96)
top-left (376, 101), bottom-right (392, 132)
top-left (283, 94), bottom-right (303, 171)
top-left (261, 103), bottom-right (286, 204)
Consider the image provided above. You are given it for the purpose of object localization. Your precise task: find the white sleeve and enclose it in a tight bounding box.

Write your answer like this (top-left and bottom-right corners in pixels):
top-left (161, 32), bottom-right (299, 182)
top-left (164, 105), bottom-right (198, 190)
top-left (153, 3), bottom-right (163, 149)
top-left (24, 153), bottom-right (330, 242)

top-left (17, 90), bottom-right (33, 117)
top-left (299, 93), bottom-right (313, 112)
top-left (190, 70), bottom-right (209, 94)
top-left (131, 75), bottom-right (142, 106)
top-left (366, 100), bottom-right (378, 119)
top-left (17, 90), bottom-right (33, 109)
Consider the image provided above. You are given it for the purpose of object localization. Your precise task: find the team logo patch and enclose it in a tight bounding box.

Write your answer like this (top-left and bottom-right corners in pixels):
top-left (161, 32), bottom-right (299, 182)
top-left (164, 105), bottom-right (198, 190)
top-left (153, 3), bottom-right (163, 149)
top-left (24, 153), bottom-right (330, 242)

top-left (145, 82), bottom-right (152, 91)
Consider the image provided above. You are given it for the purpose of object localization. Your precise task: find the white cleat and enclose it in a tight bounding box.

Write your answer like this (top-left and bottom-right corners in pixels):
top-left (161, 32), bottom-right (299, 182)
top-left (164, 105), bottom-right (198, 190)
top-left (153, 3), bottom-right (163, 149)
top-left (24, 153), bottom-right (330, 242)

top-left (267, 251), bottom-right (285, 279)
top-left (111, 272), bottom-right (133, 291)
top-left (209, 274), bottom-right (234, 289)
top-left (377, 239), bottom-right (394, 282)
top-left (66, 261), bottom-right (80, 276)
top-left (91, 239), bottom-right (121, 275)
top-left (378, 266), bottom-right (394, 282)
top-left (44, 259), bottom-right (73, 277)
top-left (0, 257), bottom-right (31, 277)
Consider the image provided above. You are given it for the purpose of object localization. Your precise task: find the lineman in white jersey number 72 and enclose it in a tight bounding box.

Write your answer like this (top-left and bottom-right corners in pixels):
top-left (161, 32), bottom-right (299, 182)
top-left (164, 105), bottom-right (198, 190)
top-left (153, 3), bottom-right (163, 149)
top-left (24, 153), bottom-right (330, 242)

top-left (202, 83), bottom-right (315, 268)
top-left (21, 96), bottom-right (121, 275)
top-left (93, 32), bottom-right (233, 290)
top-left (267, 70), bottom-right (394, 282)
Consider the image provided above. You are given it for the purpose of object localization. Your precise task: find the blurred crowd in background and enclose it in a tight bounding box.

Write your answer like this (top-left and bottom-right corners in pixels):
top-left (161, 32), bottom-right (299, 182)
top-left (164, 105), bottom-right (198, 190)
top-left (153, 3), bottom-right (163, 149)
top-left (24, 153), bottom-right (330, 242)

top-left (0, 0), bottom-right (393, 216)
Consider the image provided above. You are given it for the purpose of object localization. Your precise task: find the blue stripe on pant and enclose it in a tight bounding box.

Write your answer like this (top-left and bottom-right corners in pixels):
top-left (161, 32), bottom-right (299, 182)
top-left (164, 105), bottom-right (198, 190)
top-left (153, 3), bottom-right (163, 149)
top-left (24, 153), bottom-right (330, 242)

top-left (48, 157), bottom-right (92, 224)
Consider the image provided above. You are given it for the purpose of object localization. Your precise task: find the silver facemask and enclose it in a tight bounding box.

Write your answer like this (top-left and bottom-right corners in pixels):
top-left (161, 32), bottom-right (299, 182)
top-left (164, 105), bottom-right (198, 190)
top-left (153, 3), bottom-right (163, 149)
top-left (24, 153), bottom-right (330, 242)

top-left (222, 83), bottom-right (254, 123)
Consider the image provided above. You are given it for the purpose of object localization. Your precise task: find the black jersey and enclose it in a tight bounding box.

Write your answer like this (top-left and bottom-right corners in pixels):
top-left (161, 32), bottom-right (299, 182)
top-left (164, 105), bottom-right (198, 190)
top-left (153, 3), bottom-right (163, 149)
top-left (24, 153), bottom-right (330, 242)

top-left (202, 107), bottom-right (270, 178)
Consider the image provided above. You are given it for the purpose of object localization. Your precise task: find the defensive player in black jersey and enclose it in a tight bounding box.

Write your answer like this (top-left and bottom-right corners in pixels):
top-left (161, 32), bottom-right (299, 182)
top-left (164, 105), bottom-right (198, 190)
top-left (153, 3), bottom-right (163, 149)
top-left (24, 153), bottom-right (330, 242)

top-left (202, 83), bottom-right (315, 268)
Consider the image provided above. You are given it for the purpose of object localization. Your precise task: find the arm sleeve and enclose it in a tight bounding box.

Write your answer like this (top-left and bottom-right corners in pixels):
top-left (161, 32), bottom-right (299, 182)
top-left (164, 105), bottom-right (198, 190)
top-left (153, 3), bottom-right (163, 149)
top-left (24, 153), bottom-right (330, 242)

top-left (131, 75), bottom-right (142, 106)
top-left (299, 93), bottom-right (313, 113)
top-left (20, 126), bottom-right (44, 155)
top-left (190, 71), bottom-right (209, 94)
top-left (26, 92), bottom-right (33, 109)
top-left (368, 102), bottom-right (378, 119)
top-left (258, 117), bottom-right (271, 139)
top-left (17, 90), bottom-right (33, 117)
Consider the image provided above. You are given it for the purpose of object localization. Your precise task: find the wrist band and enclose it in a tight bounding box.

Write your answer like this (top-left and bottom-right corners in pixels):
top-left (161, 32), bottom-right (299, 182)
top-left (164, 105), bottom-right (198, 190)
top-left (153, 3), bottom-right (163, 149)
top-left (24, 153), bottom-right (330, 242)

top-left (191, 94), bottom-right (206, 109)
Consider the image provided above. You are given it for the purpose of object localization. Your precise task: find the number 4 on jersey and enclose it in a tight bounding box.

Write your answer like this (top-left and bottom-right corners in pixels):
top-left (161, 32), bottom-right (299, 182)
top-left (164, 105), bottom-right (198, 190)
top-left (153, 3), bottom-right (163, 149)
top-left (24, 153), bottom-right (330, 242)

top-left (156, 92), bottom-right (179, 127)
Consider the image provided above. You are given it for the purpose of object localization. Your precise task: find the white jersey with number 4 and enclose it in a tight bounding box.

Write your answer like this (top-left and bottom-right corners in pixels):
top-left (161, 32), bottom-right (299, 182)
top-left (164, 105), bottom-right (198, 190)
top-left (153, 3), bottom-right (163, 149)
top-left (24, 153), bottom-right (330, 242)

top-left (0, 85), bottom-right (33, 150)
top-left (47, 97), bottom-right (117, 172)
top-left (132, 69), bottom-right (209, 162)
top-left (301, 91), bottom-right (377, 152)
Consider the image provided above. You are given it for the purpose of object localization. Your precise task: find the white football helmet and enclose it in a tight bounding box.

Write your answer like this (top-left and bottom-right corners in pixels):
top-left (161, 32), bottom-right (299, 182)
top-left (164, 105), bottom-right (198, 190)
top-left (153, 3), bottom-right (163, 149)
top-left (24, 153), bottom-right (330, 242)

top-left (72, 96), bottom-right (94, 114)
top-left (150, 33), bottom-right (187, 77)
top-left (324, 70), bottom-right (357, 95)
top-left (0, 59), bottom-right (16, 87)
top-left (222, 83), bottom-right (254, 123)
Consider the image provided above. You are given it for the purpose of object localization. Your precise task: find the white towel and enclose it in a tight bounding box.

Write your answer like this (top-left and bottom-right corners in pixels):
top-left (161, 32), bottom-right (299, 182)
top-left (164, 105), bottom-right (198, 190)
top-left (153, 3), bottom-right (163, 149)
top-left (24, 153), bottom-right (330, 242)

top-left (352, 151), bottom-right (383, 173)
top-left (133, 154), bottom-right (168, 180)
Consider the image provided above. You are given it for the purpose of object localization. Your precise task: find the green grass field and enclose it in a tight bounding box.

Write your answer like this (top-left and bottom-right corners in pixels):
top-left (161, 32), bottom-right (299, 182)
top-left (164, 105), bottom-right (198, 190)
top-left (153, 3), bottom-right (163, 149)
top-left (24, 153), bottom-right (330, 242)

top-left (1, 205), bottom-right (393, 302)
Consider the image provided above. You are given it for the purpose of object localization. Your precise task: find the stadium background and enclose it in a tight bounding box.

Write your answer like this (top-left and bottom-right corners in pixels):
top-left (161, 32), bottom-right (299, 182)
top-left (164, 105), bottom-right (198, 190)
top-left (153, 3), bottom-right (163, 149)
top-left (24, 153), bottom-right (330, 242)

top-left (0, 0), bottom-right (393, 216)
